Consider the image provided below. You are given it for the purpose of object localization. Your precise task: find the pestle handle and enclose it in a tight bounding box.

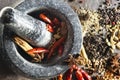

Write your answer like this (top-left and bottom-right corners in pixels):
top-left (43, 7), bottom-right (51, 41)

top-left (0, 7), bottom-right (52, 47)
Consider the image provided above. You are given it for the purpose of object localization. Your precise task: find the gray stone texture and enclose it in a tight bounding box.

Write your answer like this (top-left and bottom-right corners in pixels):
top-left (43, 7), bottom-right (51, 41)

top-left (0, 7), bottom-right (52, 47)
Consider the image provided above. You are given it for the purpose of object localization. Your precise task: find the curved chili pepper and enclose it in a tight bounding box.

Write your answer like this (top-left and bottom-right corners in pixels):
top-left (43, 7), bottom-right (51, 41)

top-left (58, 45), bottom-right (64, 56)
top-left (46, 24), bottom-right (54, 33)
top-left (64, 68), bottom-right (73, 80)
top-left (47, 36), bottom-right (66, 59)
top-left (39, 13), bottom-right (53, 25)
top-left (27, 48), bottom-right (49, 55)
top-left (75, 69), bottom-right (84, 80)
top-left (80, 69), bottom-right (92, 80)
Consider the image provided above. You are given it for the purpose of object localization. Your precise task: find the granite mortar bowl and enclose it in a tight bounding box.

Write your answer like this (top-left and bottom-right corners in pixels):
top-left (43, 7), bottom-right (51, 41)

top-left (0, 0), bottom-right (82, 79)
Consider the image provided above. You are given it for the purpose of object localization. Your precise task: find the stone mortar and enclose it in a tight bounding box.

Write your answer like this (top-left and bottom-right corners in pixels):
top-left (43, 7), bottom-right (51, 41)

top-left (0, 0), bottom-right (82, 79)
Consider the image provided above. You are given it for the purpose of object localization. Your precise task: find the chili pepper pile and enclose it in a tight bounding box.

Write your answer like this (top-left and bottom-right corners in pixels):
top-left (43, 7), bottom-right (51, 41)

top-left (38, 12), bottom-right (67, 60)
top-left (51, 54), bottom-right (92, 80)
top-left (14, 11), bottom-right (67, 62)
top-left (56, 65), bottom-right (92, 80)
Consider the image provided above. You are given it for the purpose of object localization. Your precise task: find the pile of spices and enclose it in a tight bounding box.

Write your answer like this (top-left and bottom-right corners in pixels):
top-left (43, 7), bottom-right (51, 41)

top-left (13, 11), bottom-right (68, 63)
top-left (52, 0), bottom-right (120, 80)
top-left (72, 1), bottom-right (120, 79)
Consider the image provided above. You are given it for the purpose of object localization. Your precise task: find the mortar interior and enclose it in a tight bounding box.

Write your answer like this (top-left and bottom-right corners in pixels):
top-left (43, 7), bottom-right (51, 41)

top-left (15, 7), bottom-right (74, 66)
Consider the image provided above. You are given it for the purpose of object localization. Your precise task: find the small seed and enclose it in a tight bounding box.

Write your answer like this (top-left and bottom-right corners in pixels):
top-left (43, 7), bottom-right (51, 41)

top-left (54, 34), bottom-right (61, 39)
top-left (116, 42), bottom-right (120, 49)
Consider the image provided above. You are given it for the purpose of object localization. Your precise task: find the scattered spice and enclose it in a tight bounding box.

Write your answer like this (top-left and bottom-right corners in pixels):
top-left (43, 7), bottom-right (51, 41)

top-left (66, 1), bottom-right (120, 79)
top-left (52, 0), bottom-right (120, 79)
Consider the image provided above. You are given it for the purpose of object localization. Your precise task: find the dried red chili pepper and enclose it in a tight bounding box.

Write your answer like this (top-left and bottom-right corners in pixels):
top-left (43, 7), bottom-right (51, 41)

top-left (52, 18), bottom-right (60, 26)
top-left (55, 65), bottom-right (92, 80)
top-left (58, 45), bottom-right (64, 56)
top-left (64, 68), bottom-right (73, 80)
top-left (47, 36), bottom-right (66, 59)
top-left (46, 24), bottom-right (54, 33)
top-left (27, 48), bottom-right (49, 55)
top-left (80, 69), bottom-right (92, 80)
top-left (39, 13), bottom-right (53, 25)
top-left (75, 69), bottom-right (84, 80)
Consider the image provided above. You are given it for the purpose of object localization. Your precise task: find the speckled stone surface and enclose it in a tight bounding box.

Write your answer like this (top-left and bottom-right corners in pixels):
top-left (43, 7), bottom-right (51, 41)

top-left (0, 0), bottom-right (82, 79)
top-left (0, 7), bottom-right (52, 47)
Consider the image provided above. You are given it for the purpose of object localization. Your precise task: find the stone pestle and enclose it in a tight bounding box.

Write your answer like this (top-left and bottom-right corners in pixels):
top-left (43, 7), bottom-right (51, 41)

top-left (0, 7), bottom-right (52, 47)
